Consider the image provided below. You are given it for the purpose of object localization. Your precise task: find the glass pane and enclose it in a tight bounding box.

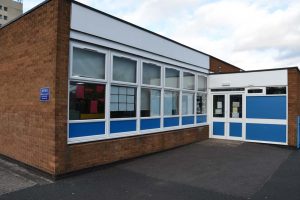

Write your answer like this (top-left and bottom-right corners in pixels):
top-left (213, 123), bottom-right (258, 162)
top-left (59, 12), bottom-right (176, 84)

top-left (230, 95), bottom-right (242, 118)
top-left (110, 85), bottom-right (136, 118)
top-left (183, 72), bottom-right (195, 90)
top-left (69, 82), bottom-right (105, 120)
top-left (198, 76), bottom-right (207, 91)
top-left (165, 68), bottom-right (180, 88)
top-left (164, 91), bottom-right (179, 116)
top-left (197, 93), bottom-right (207, 114)
top-left (113, 56), bottom-right (137, 83)
top-left (248, 89), bottom-right (263, 93)
top-left (266, 87), bottom-right (286, 95)
top-left (182, 93), bottom-right (194, 115)
top-left (143, 63), bottom-right (161, 86)
top-left (72, 47), bottom-right (105, 80)
top-left (141, 88), bottom-right (161, 117)
top-left (213, 95), bottom-right (225, 118)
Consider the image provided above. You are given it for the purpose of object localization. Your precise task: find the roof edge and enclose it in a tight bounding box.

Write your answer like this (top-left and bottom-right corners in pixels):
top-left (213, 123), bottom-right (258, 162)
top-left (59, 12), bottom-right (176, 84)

top-left (209, 66), bottom-right (299, 75)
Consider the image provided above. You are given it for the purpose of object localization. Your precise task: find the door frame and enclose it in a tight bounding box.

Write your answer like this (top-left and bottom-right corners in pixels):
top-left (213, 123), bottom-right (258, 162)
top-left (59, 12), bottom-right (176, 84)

top-left (210, 91), bottom-right (246, 141)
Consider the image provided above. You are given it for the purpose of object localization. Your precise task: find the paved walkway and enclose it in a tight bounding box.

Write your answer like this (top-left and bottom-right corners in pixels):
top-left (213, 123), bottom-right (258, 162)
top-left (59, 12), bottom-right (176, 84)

top-left (0, 139), bottom-right (300, 200)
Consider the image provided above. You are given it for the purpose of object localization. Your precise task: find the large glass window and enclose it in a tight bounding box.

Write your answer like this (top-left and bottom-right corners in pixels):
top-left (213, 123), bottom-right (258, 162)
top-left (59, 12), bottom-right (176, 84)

top-left (110, 86), bottom-right (136, 118)
top-left (183, 72), bottom-right (195, 90)
top-left (164, 91), bottom-right (179, 116)
top-left (143, 63), bottom-right (161, 86)
top-left (69, 82), bottom-right (105, 120)
top-left (182, 93), bottom-right (194, 115)
top-left (72, 47), bottom-right (105, 80)
top-left (165, 68), bottom-right (180, 88)
top-left (197, 93), bottom-right (207, 114)
top-left (141, 88), bottom-right (161, 117)
top-left (198, 76), bottom-right (207, 92)
top-left (113, 56), bottom-right (137, 83)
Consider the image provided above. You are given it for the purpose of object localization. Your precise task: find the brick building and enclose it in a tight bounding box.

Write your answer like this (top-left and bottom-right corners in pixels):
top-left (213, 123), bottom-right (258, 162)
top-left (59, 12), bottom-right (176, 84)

top-left (0, 0), bottom-right (299, 177)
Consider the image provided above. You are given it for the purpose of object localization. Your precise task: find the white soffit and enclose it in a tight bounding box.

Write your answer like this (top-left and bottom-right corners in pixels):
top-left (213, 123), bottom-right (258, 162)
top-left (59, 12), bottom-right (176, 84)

top-left (70, 3), bottom-right (210, 70)
top-left (208, 70), bottom-right (288, 88)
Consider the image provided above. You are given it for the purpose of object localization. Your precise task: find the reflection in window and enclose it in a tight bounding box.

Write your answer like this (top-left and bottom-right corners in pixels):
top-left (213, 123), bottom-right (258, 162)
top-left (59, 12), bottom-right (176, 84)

top-left (198, 76), bottom-right (207, 92)
top-left (164, 91), bottom-right (179, 116)
top-left (69, 82), bottom-right (105, 120)
top-left (197, 93), bottom-right (207, 114)
top-left (182, 93), bottom-right (194, 115)
top-left (72, 47), bottom-right (105, 80)
top-left (213, 95), bottom-right (225, 118)
top-left (110, 86), bottom-right (136, 118)
top-left (113, 56), bottom-right (137, 83)
top-left (266, 87), bottom-right (286, 95)
top-left (141, 88), bottom-right (161, 117)
top-left (143, 63), bottom-right (161, 86)
top-left (165, 68), bottom-right (180, 88)
top-left (230, 95), bottom-right (242, 118)
top-left (183, 72), bottom-right (195, 90)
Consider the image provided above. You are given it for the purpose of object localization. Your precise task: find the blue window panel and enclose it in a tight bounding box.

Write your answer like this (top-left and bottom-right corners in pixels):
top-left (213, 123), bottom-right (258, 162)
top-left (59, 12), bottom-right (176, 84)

top-left (182, 116), bottom-right (195, 125)
top-left (229, 123), bottom-right (242, 137)
top-left (164, 117), bottom-right (179, 127)
top-left (213, 122), bottom-right (225, 136)
top-left (141, 118), bottom-right (160, 130)
top-left (246, 123), bottom-right (286, 143)
top-left (110, 120), bottom-right (136, 133)
top-left (197, 115), bottom-right (207, 123)
top-left (246, 96), bottom-right (286, 119)
top-left (69, 122), bottom-right (105, 138)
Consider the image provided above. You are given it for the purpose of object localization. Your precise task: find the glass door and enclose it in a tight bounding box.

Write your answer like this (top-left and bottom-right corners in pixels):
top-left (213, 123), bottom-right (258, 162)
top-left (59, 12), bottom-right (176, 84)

top-left (211, 93), bottom-right (244, 140)
top-left (227, 94), bottom-right (244, 140)
top-left (212, 94), bottom-right (227, 137)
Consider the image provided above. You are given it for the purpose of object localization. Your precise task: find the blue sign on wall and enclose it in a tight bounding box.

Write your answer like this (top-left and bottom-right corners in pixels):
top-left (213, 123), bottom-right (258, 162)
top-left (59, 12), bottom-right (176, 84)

top-left (40, 87), bottom-right (50, 102)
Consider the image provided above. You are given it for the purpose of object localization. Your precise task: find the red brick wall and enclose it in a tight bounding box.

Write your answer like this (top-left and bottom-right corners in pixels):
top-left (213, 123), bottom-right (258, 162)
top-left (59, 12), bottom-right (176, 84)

top-left (0, 0), bottom-right (71, 174)
top-left (60, 126), bottom-right (209, 174)
top-left (288, 68), bottom-right (300, 147)
top-left (210, 57), bottom-right (242, 73)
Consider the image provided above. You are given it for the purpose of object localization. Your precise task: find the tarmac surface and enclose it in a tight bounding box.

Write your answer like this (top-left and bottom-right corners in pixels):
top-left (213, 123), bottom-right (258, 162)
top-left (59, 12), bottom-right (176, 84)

top-left (0, 139), bottom-right (299, 200)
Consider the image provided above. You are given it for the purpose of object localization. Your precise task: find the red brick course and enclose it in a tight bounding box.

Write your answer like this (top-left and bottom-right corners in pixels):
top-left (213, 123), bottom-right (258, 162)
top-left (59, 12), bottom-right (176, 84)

top-left (210, 57), bottom-right (242, 73)
top-left (288, 68), bottom-right (300, 147)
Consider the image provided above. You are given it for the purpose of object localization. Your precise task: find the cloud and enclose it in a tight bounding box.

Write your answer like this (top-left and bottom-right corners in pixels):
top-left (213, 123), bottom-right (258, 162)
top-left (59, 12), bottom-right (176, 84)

top-left (24, 0), bottom-right (300, 70)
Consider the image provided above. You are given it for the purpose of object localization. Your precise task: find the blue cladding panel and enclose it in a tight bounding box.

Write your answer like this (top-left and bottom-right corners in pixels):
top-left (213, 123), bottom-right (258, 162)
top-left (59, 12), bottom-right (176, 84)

top-left (213, 122), bottom-right (225, 136)
top-left (182, 116), bottom-right (195, 125)
top-left (229, 123), bottom-right (242, 137)
top-left (164, 117), bottom-right (179, 127)
top-left (246, 123), bottom-right (286, 143)
top-left (297, 116), bottom-right (300, 149)
top-left (246, 96), bottom-right (286, 119)
top-left (141, 118), bottom-right (160, 130)
top-left (110, 120), bottom-right (136, 133)
top-left (69, 122), bottom-right (105, 138)
top-left (197, 115), bottom-right (207, 123)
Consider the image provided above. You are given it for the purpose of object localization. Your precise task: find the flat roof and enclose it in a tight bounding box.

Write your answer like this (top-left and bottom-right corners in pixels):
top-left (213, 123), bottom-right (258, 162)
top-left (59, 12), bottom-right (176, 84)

top-left (209, 66), bottom-right (300, 75)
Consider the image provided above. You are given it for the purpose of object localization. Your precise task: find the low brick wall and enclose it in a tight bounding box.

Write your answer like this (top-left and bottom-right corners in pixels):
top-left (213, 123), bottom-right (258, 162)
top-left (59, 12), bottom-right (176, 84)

top-left (60, 126), bottom-right (209, 174)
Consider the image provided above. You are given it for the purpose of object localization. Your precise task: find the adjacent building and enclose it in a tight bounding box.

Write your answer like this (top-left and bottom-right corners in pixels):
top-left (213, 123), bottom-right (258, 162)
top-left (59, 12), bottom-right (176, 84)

top-left (0, 0), bottom-right (22, 28)
top-left (0, 0), bottom-right (299, 177)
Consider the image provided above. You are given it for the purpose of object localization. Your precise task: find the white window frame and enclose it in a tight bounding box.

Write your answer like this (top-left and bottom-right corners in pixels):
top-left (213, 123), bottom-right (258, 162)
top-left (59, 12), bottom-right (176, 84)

top-left (111, 52), bottom-right (139, 86)
top-left (69, 42), bottom-right (108, 83)
top-left (68, 42), bottom-right (210, 144)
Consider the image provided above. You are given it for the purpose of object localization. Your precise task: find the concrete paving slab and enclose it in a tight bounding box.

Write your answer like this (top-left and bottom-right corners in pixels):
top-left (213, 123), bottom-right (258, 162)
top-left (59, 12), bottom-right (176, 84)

top-left (0, 158), bottom-right (52, 196)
